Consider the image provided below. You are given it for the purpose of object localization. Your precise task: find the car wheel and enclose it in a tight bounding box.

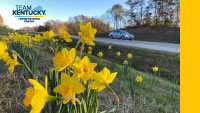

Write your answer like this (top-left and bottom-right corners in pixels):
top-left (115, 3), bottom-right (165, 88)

top-left (110, 35), bottom-right (113, 39)
top-left (121, 36), bottom-right (125, 40)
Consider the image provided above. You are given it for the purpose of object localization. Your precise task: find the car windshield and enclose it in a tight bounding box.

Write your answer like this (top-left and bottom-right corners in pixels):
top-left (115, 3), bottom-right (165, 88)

top-left (119, 31), bottom-right (128, 34)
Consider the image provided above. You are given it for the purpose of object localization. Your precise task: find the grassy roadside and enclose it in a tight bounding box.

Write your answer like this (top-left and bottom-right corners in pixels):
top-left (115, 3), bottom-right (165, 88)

top-left (0, 30), bottom-right (179, 112)
top-left (86, 52), bottom-right (180, 113)
top-left (0, 27), bottom-right (17, 36)
top-left (65, 38), bottom-right (180, 83)
top-left (0, 45), bottom-right (180, 113)
top-left (0, 29), bottom-right (180, 82)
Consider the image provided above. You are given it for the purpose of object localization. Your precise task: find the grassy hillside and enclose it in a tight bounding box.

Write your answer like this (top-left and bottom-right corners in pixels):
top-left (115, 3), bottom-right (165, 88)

top-left (0, 31), bottom-right (179, 112)
top-left (88, 53), bottom-right (180, 113)
top-left (0, 45), bottom-right (180, 113)
top-left (96, 26), bottom-right (180, 44)
top-left (65, 39), bottom-right (180, 82)
top-left (0, 27), bottom-right (11, 36)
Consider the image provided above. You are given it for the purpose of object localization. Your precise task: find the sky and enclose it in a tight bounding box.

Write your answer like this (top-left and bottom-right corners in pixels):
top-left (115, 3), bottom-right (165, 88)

top-left (0, 0), bottom-right (128, 29)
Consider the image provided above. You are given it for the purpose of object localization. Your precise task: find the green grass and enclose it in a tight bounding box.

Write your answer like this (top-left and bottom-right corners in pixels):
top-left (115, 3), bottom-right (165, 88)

top-left (0, 27), bottom-right (13, 36)
top-left (0, 27), bottom-right (23, 37)
top-left (0, 34), bottom-right (179, 113)
top-left (65, 39), bottom-right (180, 83)
top-left (80, 51), bottom-right (180, 113)
top-left (0, 48), bottom-right (180, 113)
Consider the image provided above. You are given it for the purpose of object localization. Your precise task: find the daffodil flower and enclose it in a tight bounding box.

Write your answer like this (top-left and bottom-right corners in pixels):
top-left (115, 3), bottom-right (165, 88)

top-left (127, 53), bottom-right (132, 59)
top-left (116, 52), bottom-right (121, 56)
top-left (97, 51), bottom-right (103, 57)
top-left (73, 56), bottom-right (97, 84)
top-left (123, 60), bottom-right (128, 64)
top-left (136, 75), bottom-right (143, 83)
top-left (54, 73), bottom-right (85, 105)
top-left (51, 48), bottom-right (75, 72)
top-left (5, 53), bottom-right (21, 73)
top-left (108, 45), bottom-right (112, 49)
top-left (152, 66), bottom-right (159, 72)
top-left (58, 27), bottom-right (72, 42)
top-left (88, 46), bottom-right (93, 51)
top-left (88, 50), bottom-right (92, 55)
top-left (43, 30), bottom-right (55, 41)
top-left (1, 37), bottom-right (10, 43)
top-left (78, 22), bottom-right (97, 46)
top-left (89, 67), bottom-right (117, 91)
top-left (24, 76), bottom-right (57, 113)
top-left (0, 41), bottom-right (9, 61)
top-left (31, 34), bottom-right (43, 42)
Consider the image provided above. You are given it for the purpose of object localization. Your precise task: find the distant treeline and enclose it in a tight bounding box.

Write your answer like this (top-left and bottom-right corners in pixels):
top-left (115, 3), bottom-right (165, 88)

top-left (107, 0), bottom-right (180, 29)
top-left (0, 15), bottom-right (9, 29)
top-left (30, 15), bottom-right (110, 34)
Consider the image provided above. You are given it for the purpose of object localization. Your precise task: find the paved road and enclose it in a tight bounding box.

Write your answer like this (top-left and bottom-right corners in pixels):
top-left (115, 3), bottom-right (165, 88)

top-left (23, 31), bottom-right (179, 53)
top-left (71, 35), bottom-right (180, 53)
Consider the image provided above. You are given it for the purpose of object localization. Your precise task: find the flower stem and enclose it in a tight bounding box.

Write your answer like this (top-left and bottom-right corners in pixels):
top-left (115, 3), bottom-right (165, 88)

top-left (107, 85), bottom-right (119, 113)
top-left (79, 42), bottom-right (85, 58)
top-left (75, 36), bottom-right (83, 49)
top-left (10, 50), bottom-right (34, 78)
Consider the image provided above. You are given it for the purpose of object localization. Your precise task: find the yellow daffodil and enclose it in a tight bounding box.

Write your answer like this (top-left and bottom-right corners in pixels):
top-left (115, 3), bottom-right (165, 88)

top-left (127, 53), bottom-right (132, 59)
top-left (31, 34), bottom-right (42, 42)
top-left (24, 76), bottom-right (57, 113)
top-left (19, 33), bottom-right (32, 48)
top-left (52, 38), bottom-right (59, 42)
top-left (10, 32), bottom-right (20, 43)
top-left (51, 48), bottom-right (75, 72)
top-left (5, 53), bottom-right (20, 73)
top-left (116, 52), bottom-right (121, 56)
top-left (89, 67), bottom-right (117, 91)
top-left (73, 56), bottom-right (97, 84)
top-left (0, 41), bottom-right (9, 61)
top-left (97, 51), bottom-right (103, 57)
top-left (123, 60), bottom-right (128, 64)
top-left (136, 75), bottom-right (143, 83)
top-left (88, 46), bottom-right (93, 51)
top-left (43, 30), bottom-right (55, 41)
top-left (8, 32), bottom-right (14, 39)
top-left (108, 45), bottom-right (112, 49)
top-left (88, 50), bottom-right (92, 55)
top-left (1, 37), bottom-right (10, 43)
top-left (58, 27), bottom-right (72, 42)
top-left (78, 22), bottom-right (97, 46)
top-left (152, 66), bottom-right (159, 72)
top-left (54, 73), bottom-right (85, 105)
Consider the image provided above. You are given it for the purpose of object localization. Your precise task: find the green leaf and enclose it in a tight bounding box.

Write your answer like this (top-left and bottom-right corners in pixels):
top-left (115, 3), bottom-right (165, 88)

top-left (100, 107), bottom-right (117, 113)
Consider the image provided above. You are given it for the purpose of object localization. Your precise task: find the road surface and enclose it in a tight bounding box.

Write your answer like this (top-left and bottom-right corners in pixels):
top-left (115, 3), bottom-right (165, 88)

top-left (71, 35), bottom-right (180, 53)
top-left (22, 31), bottom-right (180, 53)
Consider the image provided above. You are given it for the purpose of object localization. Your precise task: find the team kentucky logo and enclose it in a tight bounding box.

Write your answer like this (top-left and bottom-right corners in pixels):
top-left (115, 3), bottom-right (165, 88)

top-left (13, 5), bottom-right (46, 23)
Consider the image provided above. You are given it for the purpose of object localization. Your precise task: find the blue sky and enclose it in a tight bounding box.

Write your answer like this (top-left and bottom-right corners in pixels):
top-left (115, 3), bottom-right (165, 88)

top-left (0, 0), bottom-right (128, 29)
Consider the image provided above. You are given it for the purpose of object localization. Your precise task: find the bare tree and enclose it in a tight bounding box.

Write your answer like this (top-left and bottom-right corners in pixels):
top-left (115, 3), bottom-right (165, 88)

top-left (144, 5), bottom-right (152, 26)
top-left (138, 0), bottom-right (145, 25)
top-left (109, 4), bottom-right (124, 29)
top-left (175, 0), bottom-right (180, 27)
top-left (0, 15), bottom-right (4, 26)
top-left (125, 0), bottom-right (139, 26)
